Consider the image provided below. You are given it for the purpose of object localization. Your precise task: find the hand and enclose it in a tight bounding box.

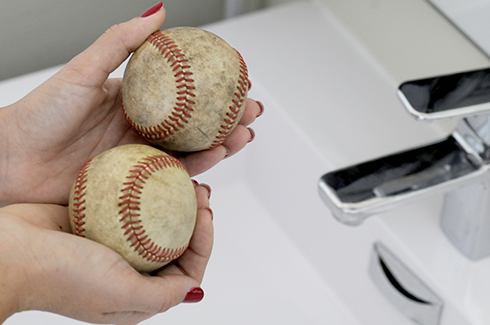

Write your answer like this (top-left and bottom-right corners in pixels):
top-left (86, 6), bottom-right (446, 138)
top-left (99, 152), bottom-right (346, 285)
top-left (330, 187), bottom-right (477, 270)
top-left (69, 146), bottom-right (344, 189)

top-left (0, 183), bottom-right (213, 325)
top-left (0, 5), bottom-right (262, 207)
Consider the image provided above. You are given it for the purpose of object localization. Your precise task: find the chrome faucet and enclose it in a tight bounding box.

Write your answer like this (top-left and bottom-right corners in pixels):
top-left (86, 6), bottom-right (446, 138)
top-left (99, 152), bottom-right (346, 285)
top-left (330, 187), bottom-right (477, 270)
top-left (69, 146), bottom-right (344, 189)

top-left (319, 68), bottom-right (490, 260)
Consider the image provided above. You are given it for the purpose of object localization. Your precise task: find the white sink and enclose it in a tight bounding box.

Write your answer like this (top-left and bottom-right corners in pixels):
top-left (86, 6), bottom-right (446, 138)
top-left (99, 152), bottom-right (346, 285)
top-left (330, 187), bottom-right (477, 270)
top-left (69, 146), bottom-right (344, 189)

top-left (0, 62), bottom-right (359, 325)
top-left (3, 1), bottom-right (490, 324)
top-left (1, 68), bottom-right (359, 325)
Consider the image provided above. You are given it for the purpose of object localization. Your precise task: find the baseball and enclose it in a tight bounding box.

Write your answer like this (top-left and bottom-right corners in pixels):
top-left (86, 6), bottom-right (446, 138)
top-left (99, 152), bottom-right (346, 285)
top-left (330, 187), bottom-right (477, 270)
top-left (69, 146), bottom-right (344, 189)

top-left (122, 27), bottom-right (250, 152)
top-left (68, 144), bottom-right (197, 273)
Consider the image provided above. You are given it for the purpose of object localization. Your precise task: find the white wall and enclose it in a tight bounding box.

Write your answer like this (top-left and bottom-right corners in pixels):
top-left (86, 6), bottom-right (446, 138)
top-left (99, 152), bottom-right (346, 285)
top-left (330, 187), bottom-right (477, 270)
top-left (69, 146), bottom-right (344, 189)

top-left (265, 0), bottom-right (298, 6)
top-left (0, 0), bottom-right (298, 81)
top-left (0, 0), bottom-right (226, 81)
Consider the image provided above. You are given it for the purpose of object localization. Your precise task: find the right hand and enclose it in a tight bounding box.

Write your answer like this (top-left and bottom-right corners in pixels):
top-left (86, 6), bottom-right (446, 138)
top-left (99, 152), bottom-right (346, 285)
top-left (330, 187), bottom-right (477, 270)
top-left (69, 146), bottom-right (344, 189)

top-left (0, 184), bottom-right (213, 325)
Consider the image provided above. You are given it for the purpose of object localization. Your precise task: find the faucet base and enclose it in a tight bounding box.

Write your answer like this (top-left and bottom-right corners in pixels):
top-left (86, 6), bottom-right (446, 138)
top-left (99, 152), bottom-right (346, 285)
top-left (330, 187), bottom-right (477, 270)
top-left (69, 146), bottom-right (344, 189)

top-left (441, 179), bottom-right (490, 260)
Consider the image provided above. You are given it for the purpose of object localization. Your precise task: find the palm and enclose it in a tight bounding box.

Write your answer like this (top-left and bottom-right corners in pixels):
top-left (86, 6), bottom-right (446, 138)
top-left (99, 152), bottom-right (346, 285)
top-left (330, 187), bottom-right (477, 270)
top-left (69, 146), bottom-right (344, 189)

top-left (0, 65), bottom-right (258, 206)
top-left (0, 9), bottom-right (259, 207)
top-left (1, 204), bottom-right (146, 322)
top-left (1, 72), bottom-right (145, 205)
top-left (1, 183), bottom-right (212, 324)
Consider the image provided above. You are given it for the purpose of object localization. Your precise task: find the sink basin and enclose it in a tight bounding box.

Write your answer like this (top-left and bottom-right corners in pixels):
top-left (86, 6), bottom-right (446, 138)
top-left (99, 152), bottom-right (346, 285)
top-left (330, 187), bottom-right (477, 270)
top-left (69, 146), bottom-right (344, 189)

top-left (2, 1), bottom-right (490, 324)
top-left (1, 73), bottom-right (359, 325)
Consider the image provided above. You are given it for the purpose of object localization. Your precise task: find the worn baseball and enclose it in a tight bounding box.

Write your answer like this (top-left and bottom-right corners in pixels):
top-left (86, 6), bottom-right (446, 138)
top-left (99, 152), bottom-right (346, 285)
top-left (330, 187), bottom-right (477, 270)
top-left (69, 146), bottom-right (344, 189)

top-left (122, 27), bottom-right (250, 152)
top-left (68, 144), bottom-right (197, 273)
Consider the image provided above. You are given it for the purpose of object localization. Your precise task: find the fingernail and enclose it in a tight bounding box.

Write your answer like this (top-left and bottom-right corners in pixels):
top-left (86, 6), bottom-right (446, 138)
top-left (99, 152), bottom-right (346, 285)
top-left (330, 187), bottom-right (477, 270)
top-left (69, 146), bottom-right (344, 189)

top-left (192, 179), bottom-right (200, 187)
top-left (256, 101), bottom-right (265, 118)
top-left (223, 145), bottom-right (231, 158)
top-left (248, 127), bottom-right (255, 143)
top-left (200, 206), bottom-right (214, 221)
top-left (140, 2), bottom-right (164, 17)
top-left (183, 287), bottom-right (204, 303)
top-left (200, 183), bottom-right (212, 199)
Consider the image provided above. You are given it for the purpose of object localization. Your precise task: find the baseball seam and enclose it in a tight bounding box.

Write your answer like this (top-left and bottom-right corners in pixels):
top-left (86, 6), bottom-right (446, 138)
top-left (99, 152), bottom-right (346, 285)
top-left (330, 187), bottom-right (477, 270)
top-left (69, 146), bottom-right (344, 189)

top-left (71, 159), bottom-right (92, 237)
top-left (119, 154), bottom-right (189, 264)
top-left (124, 31), bottom-right (196, 142)
top-left (210, 49), bottom-right (250, 148)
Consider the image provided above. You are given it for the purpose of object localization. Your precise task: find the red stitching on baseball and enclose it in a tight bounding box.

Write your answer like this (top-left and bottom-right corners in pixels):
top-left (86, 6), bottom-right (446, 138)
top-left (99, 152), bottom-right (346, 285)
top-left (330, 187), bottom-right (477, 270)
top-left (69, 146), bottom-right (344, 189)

top-left (123, 31), bottom-right (195, 142)
top-left (210, 49), bottom-right (249, 148)
top-left (119, 154), bottom-right (190, 264)
top-left (71, 159), bottom-right (92, 237)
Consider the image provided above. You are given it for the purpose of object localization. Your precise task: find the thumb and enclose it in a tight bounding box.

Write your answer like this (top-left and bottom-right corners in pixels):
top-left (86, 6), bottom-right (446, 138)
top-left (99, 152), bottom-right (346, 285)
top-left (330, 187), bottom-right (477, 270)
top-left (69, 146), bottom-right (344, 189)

top-left (124, 274), bottom-right (203, 316)
top-left (63, 3), bottom-right (166, 86)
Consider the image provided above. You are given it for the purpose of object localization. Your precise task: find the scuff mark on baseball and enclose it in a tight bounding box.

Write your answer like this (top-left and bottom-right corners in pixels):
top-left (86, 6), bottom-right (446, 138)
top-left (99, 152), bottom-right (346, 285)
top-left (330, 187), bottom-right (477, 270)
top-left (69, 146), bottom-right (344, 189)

top-left (122, 27), bottom-right (250, 152)
top-left (68, 144), bottom-right (197, 273)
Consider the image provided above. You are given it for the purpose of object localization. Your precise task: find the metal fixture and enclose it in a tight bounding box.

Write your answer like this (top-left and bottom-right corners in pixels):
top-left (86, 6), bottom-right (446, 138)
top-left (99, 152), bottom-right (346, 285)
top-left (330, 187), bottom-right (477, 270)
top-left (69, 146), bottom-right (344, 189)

top-left (317, 0), bottom-right (490, 260)
top-left (369, 242), bottom-right (443, 325)
top-left (319, 68), bottom-right (490, 260)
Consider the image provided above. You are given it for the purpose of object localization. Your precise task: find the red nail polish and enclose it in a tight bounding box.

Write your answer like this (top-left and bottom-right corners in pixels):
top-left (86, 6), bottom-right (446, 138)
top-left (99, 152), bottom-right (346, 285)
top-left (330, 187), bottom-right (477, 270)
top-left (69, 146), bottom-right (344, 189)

top-left (183, 287), bottom-right (204, 303)
top-left (140, 2), bottom-right (163, 17)
top-left (248, 128), bottom-right (255, 143)
top-left (192, 179), bottom-right (200, 187)
top-left (256, 101), bottom-right (265, 118)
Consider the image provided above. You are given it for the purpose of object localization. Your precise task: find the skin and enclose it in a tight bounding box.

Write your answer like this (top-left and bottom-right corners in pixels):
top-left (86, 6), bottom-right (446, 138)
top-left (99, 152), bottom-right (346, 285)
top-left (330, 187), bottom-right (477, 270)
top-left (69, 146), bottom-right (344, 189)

top-left (0, 7), bottom-right (260, 207)
top-left (0, 5), bottom-right (260, 324)
top-left (0, 185), bottom-right (213, 325)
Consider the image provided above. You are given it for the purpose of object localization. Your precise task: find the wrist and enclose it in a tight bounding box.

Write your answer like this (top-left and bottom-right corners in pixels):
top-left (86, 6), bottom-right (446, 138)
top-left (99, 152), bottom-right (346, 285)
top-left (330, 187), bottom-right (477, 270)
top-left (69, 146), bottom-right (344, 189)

top-left (0, 107), bottom-right (13, 207)
top-left (0, 270), bottom-right (19, 323)
top-left (0, 305), bottom-right (14, 324)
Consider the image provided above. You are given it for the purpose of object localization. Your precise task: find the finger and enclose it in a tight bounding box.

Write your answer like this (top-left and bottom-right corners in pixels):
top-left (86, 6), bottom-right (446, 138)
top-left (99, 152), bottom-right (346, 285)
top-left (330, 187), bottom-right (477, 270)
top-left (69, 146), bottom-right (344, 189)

top-left (221, 124), bottom-right (255, 158)
top-left (129, 274), bottom-right (200, 311)
top-left (179, 184), bottom-right (214, 281)
top-left (179, 126), bottom-right (254, 176)
top-left (61, 4), bottom-right (166, 87)
top-left (238, 99), bottom-right (264, 126)
top-left (102, 78), bottom-right (123, 102)
top-left (158, 184), bottom-right (213, 283)
top-left (125, 184), bottom-right (213, 314)
top-left (177, 100), bottom-right (261, 176)
top-left (101, 272), bottom-right (200, 324)
top-left (1, 204), bottom-right (72, 233)
top-left (178, 146), bottom-right (228, 177)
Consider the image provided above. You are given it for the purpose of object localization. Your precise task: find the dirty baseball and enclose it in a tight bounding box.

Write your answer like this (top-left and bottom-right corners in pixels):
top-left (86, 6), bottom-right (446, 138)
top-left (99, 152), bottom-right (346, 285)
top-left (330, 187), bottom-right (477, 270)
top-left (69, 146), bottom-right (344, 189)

top-left (122, 27), bottom-right (250, 152)
top-left (68, 144), bottom-right (197, 273)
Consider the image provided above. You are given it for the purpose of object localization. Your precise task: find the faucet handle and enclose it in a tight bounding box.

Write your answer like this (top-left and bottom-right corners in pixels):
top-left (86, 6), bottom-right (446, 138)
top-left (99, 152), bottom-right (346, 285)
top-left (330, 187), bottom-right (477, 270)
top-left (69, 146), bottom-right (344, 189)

top-left (398, 67), bottom-right (490, 121)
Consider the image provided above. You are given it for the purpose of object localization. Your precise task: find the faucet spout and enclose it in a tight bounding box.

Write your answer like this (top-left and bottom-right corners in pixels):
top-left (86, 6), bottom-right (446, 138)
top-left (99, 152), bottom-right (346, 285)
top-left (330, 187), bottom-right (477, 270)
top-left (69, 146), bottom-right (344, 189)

top-left (320, 67), bottom-right (490, 260)
top-left (319, 115), bottom-right (490, 260)
top-left (319, 133), bottom-right (482, 225)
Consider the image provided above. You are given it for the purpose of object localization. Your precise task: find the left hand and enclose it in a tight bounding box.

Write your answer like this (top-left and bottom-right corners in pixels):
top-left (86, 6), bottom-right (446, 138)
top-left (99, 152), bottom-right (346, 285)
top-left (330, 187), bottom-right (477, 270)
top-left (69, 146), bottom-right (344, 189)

top-left (0, 8), bottom-right (262, 207)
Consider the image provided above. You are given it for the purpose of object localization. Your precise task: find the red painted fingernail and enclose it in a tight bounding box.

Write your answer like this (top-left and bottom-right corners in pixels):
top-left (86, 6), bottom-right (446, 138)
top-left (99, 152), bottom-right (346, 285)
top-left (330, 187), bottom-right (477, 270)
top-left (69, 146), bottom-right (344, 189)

top-left (256, 101), bottom-right (265, 118)
top-left (248, 127), bottom-right (255, 143)
top-left (183, 287), bottom-right (204, 303)
top-left (192, 179), bottom-right (200, 187)
top-left (200, 183), bottom-right (212, 199)
top-left (140, 2), bottom-right (163, 17)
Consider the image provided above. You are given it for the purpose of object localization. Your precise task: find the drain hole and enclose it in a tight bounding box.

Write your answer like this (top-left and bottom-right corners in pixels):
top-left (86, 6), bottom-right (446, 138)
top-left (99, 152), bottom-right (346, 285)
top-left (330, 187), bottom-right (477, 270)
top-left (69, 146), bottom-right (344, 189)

top-left (379, 257), bottom-right (430, 304)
